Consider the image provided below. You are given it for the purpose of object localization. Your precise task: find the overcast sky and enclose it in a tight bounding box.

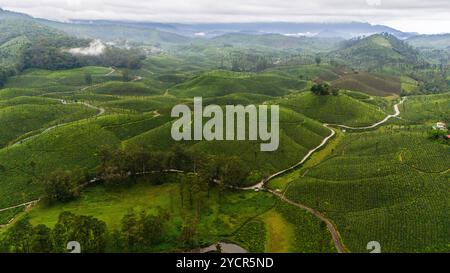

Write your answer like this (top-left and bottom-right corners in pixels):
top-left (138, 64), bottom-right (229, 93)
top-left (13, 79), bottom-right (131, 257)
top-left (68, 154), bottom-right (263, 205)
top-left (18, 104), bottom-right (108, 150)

top-left (1, 0), bottom-right (450, 34)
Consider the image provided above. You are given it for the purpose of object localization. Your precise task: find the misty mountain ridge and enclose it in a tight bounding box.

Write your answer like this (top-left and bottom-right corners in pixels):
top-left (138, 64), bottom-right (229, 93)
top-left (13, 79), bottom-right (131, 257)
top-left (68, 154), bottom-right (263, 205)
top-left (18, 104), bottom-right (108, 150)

top-left (1, 7), bottom-right (449, 52)
top-left (1, 8), bottom-right (418, 40)
top-left (69, 20), bottom-right (417, 39)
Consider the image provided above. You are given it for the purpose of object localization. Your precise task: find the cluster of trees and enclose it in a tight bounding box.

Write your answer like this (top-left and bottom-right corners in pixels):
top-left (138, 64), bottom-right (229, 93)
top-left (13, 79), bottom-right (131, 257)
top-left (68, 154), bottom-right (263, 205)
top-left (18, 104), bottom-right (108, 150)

top-left (0, 68), bottom-right (13, 87)
top-left (97, 145), bottom-right (250, 188)
top-left (42, 168), bottom-right (89, 204)
top-left (18, 39), bottom-right (145, 72)
top-left (20, 40), bottom-right (80, 70)
top-left (428, 129), bottom-right (449, 142)
top-left (0, 212), bottom-right (107, 253)
top-left (111, 209), bottom-right (170, 252)
top-left (411, 70), bottom-right (449, 94)
top-left (0, 209), bottom-right (172, 253)
top-left (3, 144), bottom-right (252, 252)
top-left (0, 63), bottom-right (24, 87)
top-left (42, 145), bottom-right (250, 205)
top-left (311, 82), bottom-right (340, 96)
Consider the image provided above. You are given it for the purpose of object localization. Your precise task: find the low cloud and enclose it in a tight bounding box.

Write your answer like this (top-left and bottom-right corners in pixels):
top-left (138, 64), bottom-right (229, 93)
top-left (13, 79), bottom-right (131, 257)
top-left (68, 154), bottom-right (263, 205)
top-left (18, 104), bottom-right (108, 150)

top-left (67, 40), bottom-right (106, 56)
top-left (2, 0), bottom-right (450, 34)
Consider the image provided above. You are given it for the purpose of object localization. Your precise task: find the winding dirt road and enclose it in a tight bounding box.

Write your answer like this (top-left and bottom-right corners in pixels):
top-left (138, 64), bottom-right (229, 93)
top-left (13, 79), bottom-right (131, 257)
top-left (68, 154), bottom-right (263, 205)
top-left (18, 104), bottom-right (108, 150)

top-left (332, 97), bottom-right (406, 130)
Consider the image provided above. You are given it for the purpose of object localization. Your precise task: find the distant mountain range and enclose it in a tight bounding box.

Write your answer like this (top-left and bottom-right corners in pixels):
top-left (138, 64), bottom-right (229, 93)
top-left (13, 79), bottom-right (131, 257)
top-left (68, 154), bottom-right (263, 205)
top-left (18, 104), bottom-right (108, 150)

top-left (1, 7), bottom-right (449, 51)
top-left (68, 20), bottom-right (417, 40)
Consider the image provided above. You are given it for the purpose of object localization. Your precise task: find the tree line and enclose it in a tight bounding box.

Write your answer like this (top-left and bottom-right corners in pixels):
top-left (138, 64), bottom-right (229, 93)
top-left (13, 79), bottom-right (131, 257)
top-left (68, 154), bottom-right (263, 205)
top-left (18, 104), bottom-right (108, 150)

top-left (20, 41), bottom-right (146, 71)
top-left (42, 144), bottom-right (250, 205)
top-left (0, 212), bottom-right (107, 253)
top-left (0, 208), bottom-right (171, 253)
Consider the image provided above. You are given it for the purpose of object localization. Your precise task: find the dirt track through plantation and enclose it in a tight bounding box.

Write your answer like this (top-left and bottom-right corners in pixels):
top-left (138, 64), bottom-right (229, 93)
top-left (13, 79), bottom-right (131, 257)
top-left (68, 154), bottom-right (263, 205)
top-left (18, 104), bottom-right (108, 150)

top-left (0, 96), bottom-right (407, 254)
top-left (238, 97), bottom-right (407, 253)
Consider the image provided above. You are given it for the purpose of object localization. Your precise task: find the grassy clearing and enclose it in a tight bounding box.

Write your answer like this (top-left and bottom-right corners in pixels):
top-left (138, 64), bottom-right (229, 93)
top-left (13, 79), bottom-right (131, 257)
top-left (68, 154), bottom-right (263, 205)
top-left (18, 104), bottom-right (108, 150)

top-left (170, 70), bottom-right (307, 98)
top-left (262, 210), bottom-right (295, 252)
top-left (24, 179), bottom-right (276, 252)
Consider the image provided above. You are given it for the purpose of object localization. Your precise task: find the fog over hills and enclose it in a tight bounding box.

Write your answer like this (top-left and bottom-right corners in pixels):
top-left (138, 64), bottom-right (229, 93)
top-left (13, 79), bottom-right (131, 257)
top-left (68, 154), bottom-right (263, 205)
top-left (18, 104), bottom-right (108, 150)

top-left (68, 20), bottom-right (417, 39)
top-left (0, 7), bottom-right (419, 40)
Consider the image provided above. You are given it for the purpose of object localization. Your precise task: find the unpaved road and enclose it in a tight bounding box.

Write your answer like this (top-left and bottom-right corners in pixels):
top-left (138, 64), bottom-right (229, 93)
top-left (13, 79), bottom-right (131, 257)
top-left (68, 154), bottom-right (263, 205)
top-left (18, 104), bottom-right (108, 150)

top-left (242, 125), bottom-right (336, 191)
top-left (333, 97), bottom-right (406, 130)
top-left (0, 199), bottom-right (40, 213)
top-left (239, 97), bottom-right (406, 253)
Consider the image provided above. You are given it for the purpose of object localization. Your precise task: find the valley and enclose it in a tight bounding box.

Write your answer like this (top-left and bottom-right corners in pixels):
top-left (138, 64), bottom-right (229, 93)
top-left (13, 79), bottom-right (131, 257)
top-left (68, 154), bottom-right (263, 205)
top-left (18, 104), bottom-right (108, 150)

top-left (0, 7), bottom-right (448, 254)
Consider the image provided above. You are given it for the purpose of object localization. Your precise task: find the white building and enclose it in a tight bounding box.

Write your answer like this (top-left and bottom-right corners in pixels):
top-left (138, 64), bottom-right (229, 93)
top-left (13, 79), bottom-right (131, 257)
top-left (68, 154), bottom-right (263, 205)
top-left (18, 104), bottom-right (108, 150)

top-left (433, 122), bottom-right (447, 131)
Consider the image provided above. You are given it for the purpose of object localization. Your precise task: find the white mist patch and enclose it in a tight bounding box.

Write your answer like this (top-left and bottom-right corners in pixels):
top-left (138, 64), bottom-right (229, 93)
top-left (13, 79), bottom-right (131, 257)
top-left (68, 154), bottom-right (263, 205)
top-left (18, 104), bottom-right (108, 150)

top-left (68, 40), bottom-right (106, 56)
top-left (284, 32), bottom-right (317, 37)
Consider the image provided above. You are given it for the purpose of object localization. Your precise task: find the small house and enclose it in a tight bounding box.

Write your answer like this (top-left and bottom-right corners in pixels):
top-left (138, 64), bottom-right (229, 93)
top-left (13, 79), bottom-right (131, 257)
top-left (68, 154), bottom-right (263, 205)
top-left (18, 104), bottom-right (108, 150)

top-left (433, 122), bottom-right (447, 131)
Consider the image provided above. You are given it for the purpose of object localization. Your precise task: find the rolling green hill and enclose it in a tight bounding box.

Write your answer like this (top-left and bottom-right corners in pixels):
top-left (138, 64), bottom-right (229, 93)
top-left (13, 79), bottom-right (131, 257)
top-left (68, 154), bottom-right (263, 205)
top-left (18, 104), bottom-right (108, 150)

top-left (87, 81), bottom-right (161, 96)
top-left (0, 102), bottom-right (97, 147)
top-left (276, 92), bottom-right (388, 127)
top-left (331, 72), bottom-right (401, 96)
top-left (170, 70), bottom-right (307, 98)
top-left (123, 106), bottom-right (331, 183)
top-left (0, 121), bottom-right (121, 211)
top-left (266, 64), bottom-right (346, 82)
top-left (331, 33), bottom-right (421, 69)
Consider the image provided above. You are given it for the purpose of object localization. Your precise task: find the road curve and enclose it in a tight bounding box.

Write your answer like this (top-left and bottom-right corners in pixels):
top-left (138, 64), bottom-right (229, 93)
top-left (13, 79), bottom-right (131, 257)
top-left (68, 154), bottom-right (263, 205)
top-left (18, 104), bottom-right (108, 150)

top-left (332, 97), bottom-right (406, 130)
top-left (242, 125), bottom-right (336, 191)
top-left (242, 97), bottom-right (406, 190)
top-left (239, 96), bottom-right (406, 253)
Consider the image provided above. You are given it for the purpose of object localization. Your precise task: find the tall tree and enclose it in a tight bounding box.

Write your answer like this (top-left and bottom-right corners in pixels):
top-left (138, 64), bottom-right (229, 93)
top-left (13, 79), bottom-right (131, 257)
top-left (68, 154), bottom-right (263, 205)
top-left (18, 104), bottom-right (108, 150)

top-left (84, 73), bottom-right (93, 85)
top-left (31, 225), bottom-right (53, 253)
